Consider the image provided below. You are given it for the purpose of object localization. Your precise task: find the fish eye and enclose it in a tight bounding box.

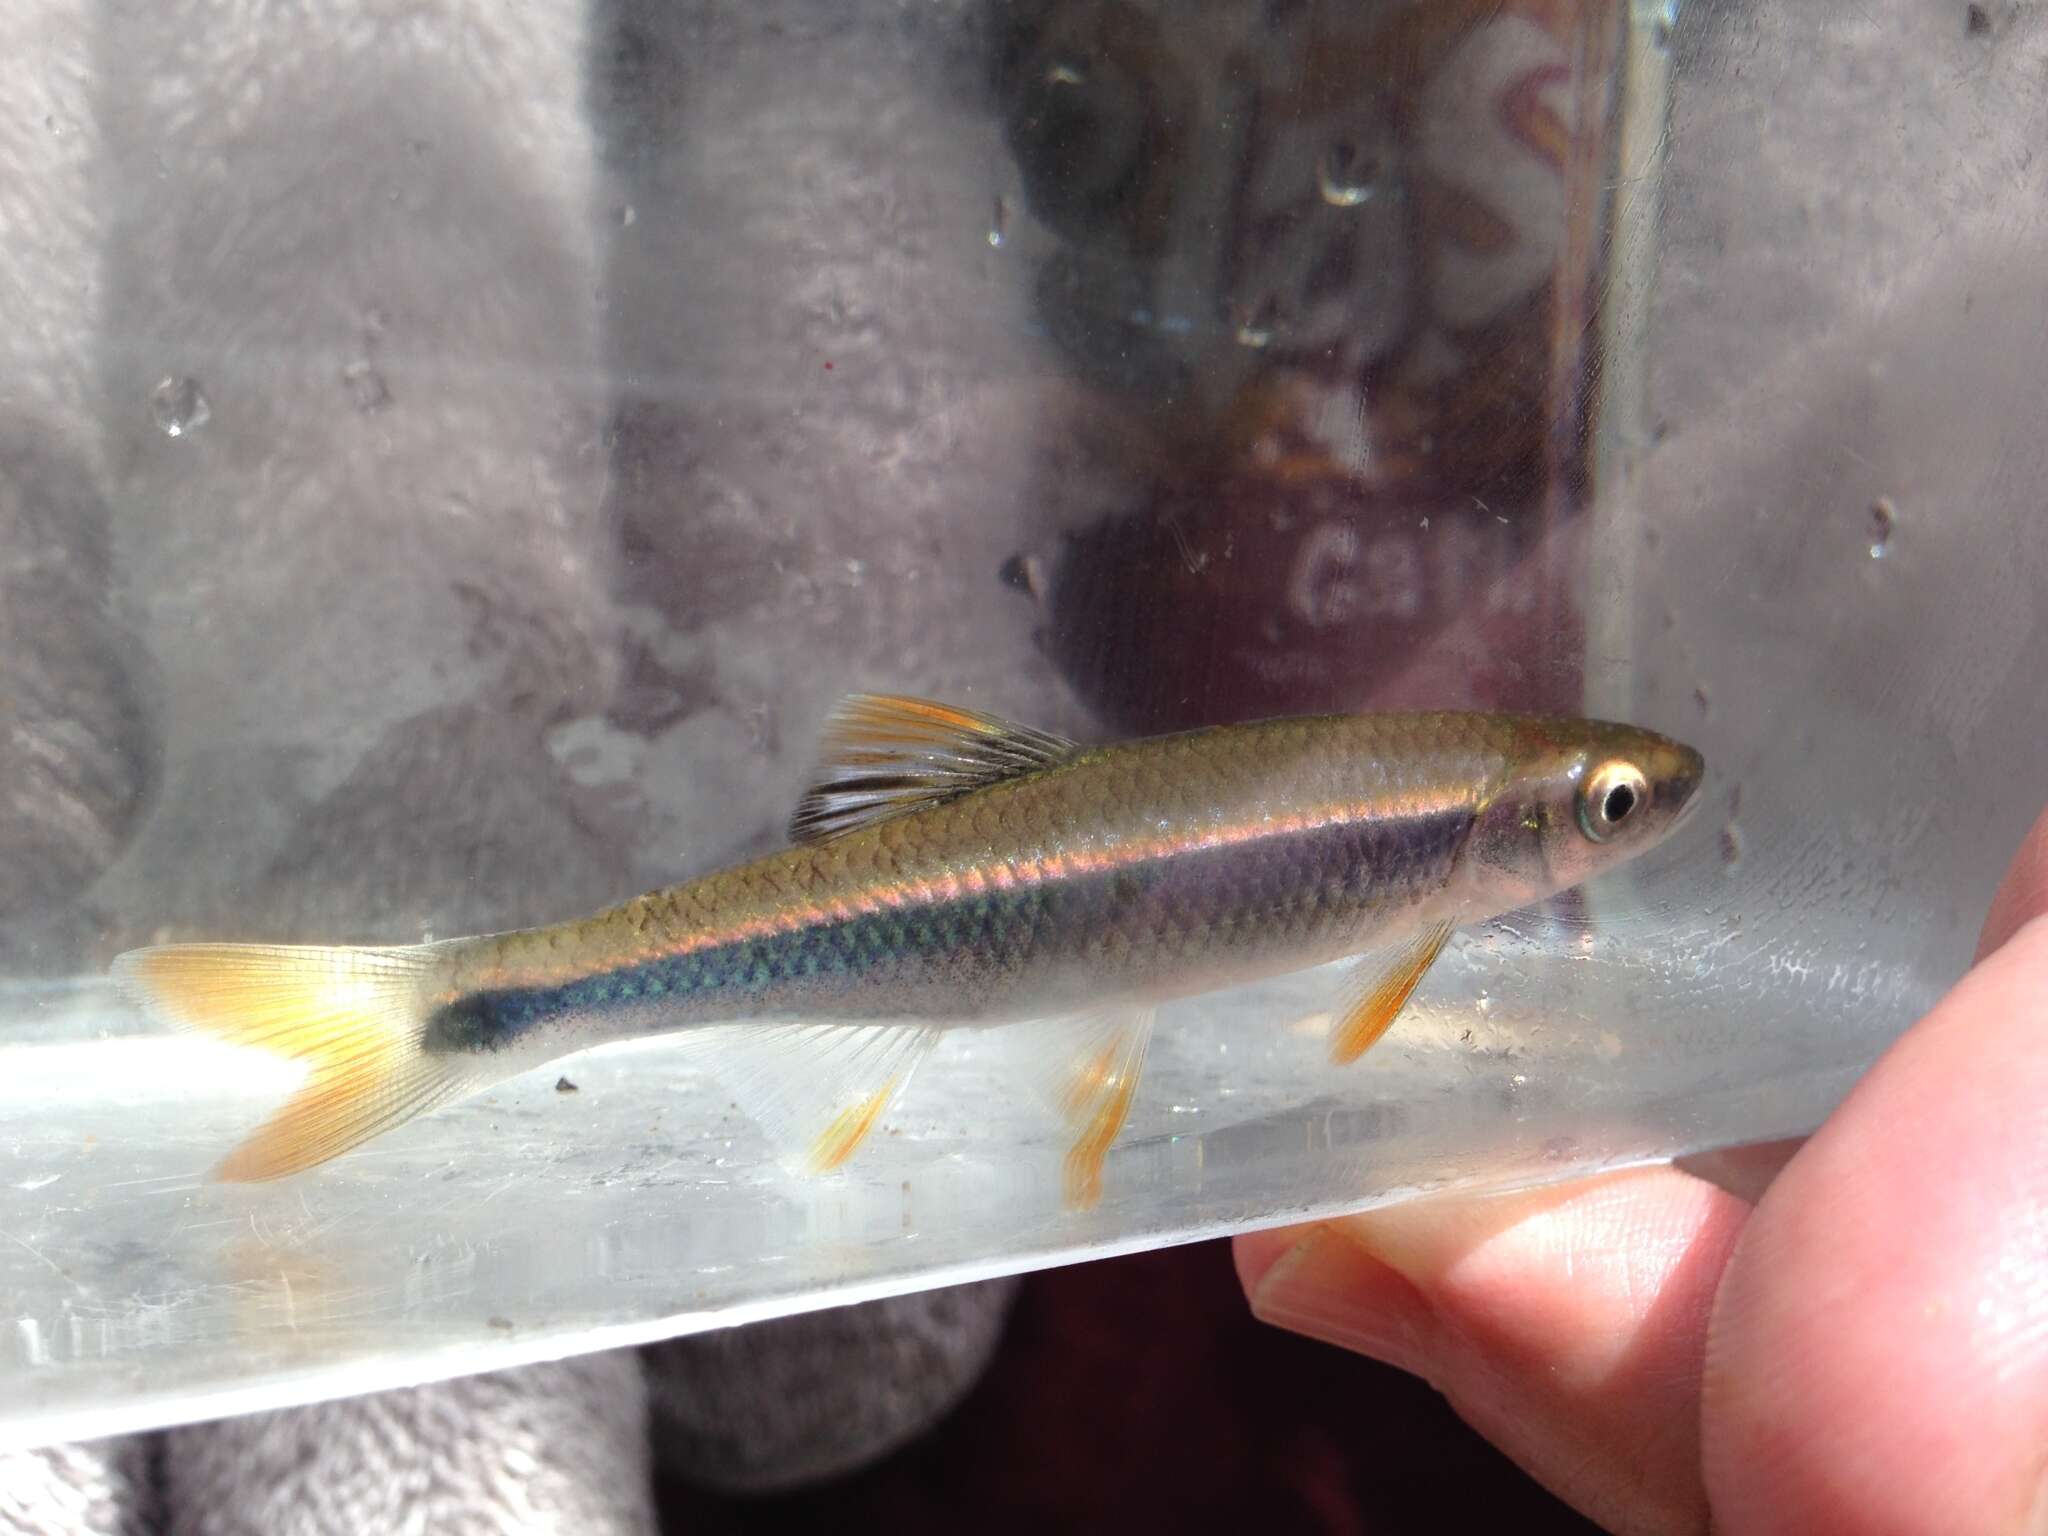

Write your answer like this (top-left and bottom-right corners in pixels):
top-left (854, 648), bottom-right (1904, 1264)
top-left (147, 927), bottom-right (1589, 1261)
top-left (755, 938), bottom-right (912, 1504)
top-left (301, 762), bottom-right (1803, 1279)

top-left (1578, 760), bottom-right (1649, 842)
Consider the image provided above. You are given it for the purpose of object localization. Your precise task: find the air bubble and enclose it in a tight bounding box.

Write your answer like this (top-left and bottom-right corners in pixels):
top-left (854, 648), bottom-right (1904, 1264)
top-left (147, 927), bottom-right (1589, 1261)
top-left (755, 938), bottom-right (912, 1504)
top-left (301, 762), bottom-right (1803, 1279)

top-left (1234, 298), bottom-right (1278, 349)
top-left (998, 551), bottom-right (1046, 601)
top-left (149, 376), bottom-right (210, 438)
top-left (342, 361), bottom-right (390, 413)
top-left (1316, 140), bottom-right (1382, 208)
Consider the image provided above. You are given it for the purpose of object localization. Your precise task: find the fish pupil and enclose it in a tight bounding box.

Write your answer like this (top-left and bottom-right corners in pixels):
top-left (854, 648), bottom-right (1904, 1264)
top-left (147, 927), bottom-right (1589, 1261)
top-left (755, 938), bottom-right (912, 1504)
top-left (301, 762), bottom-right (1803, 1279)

top-left (1603, 783), bottom-right (1637, 823)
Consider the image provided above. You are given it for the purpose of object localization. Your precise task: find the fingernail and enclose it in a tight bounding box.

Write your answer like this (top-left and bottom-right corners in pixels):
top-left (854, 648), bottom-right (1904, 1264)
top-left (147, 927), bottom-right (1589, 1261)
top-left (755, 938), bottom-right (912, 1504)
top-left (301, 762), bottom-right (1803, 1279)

top-left (1244, 1223), bottom-right (1432, 1374)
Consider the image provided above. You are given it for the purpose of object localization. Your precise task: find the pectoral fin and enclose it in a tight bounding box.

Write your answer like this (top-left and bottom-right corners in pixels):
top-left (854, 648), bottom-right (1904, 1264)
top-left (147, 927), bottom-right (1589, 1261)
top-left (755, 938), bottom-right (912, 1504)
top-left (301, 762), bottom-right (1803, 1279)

top-left (1330, 919), bottom-right (1454, 1065)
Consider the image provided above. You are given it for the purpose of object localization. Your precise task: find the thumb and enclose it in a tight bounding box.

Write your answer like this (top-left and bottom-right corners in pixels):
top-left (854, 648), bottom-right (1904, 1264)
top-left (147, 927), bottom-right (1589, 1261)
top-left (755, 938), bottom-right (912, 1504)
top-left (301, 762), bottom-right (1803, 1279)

top-left (1977, 802), bottom-right (2048, 962)
top-left (1700, 807), bottom-right (2048, 1535)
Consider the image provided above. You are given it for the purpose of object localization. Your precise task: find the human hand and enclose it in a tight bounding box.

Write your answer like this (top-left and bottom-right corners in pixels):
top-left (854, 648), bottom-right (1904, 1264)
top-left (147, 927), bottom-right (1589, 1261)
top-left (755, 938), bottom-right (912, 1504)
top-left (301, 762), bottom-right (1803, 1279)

top-left (1236, 805), bottom-right (2048, 1535)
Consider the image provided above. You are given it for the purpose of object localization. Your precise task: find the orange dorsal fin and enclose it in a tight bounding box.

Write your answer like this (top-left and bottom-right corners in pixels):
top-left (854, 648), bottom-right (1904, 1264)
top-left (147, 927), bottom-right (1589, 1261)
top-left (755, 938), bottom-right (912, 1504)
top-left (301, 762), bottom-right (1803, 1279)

top-left (788, 693), bottom-right (1076, 843)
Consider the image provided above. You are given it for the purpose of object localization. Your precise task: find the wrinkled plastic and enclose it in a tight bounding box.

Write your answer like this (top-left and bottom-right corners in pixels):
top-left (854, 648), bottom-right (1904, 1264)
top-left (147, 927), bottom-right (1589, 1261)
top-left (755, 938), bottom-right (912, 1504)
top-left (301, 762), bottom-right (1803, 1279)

top-left (3, 0), bottom-right (2046, 1450)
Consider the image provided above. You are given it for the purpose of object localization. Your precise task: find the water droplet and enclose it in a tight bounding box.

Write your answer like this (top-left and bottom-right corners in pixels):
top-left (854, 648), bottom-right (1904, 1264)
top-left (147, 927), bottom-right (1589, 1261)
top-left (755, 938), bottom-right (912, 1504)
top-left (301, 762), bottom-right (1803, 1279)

top-left (616, 203), bottom-right (637, 228)
top-left (987, 195), bottom-right (1007, 249)
top-left (1868, 497), bottom-right (1897, 559)
top-left (1316, 140), bottom-right (1382, 208)
top-left (1234, 298), bottom-right (1277, 349)
top-left (342, 361), bottom-right (390, 412)
top-left (998, 551), bottom-right (1046, 600)
top-left (149, 375), bottom-right (210, 437)
top-left (1720, 822), bottom-right (1744, 866)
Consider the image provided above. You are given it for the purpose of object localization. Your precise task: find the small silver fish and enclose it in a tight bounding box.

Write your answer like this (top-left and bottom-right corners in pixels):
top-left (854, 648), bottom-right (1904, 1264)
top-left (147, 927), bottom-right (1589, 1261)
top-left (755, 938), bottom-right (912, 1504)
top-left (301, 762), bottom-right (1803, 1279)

top-left (115, 696), bottom-right (1703, 1203)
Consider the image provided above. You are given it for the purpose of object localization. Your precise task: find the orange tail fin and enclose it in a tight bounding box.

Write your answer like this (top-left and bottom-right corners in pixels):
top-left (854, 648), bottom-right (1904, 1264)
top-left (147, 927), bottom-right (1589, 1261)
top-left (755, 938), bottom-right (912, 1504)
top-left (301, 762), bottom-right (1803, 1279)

top-left (112, 942), bottom-right (471, 1180)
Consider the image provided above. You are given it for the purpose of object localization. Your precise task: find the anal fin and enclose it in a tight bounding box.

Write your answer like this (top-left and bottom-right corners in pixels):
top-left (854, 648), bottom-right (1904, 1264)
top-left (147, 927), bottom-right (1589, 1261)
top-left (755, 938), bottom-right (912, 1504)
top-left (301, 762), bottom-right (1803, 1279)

top-left (1022, 1006), bottom-right (1157, 1210)
top-left (689, 1020), bottom-right (943, 1176)
top-left (1330, 919), bottom-right (1454, 1065)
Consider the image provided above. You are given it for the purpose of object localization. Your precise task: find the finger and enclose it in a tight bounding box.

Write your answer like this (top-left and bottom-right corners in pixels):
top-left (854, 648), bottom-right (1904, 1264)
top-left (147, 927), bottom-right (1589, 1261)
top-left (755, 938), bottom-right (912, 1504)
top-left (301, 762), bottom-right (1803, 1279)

top-left (1675, 1136), bottom-right (1805, 1204)
top-left (1239, 1165), bottom-right (1748, 1535)
top-left (1976, 802), bottom-right (2048, 962)
top-left (1702, 911), bottom-right (2048, 1536)
top-left (1236, 804), bottom-right (2048, 1532)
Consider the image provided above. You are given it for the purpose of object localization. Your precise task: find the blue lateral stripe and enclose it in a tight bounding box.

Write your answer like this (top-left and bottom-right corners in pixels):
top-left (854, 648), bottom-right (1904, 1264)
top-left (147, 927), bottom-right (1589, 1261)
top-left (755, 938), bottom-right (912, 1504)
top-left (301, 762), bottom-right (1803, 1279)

top-left (422, 889), bottom-right (1039, 1052)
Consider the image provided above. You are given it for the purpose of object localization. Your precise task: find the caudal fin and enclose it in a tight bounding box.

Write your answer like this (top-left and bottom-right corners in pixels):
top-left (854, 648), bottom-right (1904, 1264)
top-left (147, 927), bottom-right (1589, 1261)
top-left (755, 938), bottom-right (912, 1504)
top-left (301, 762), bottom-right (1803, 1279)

top-left (112, 942), bottom-right (471, 1181)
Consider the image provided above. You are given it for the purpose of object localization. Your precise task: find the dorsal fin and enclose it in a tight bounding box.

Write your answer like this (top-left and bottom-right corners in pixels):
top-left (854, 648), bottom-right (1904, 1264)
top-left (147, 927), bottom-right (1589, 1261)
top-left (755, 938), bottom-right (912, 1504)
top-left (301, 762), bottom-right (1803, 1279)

top-left (789, 693), bottom-right (1077, 843)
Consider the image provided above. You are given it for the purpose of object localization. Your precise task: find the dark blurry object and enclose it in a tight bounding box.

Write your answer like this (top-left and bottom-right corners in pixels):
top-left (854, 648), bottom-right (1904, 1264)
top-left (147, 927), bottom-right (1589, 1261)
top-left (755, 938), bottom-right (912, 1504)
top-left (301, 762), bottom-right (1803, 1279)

top-left (645, 1279), bottom-right (1020, 1494)
top-left (672, 1241), bottom-right (1600, 1534)
top-left (994, 0), bottom-right (1193, 257)
top-left (162, 1354), bottom-right (652, 1536)
top-left (1044, 462), bottom-right (1574, 736)
top-left (996, 0), bottom-right (1630, 732)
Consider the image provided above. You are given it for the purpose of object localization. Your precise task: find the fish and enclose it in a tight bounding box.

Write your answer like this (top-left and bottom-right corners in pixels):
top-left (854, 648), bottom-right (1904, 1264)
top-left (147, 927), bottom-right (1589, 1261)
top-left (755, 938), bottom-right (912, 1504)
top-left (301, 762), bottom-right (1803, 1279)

top-left (113, 694), bottom-right (1704, 1205)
